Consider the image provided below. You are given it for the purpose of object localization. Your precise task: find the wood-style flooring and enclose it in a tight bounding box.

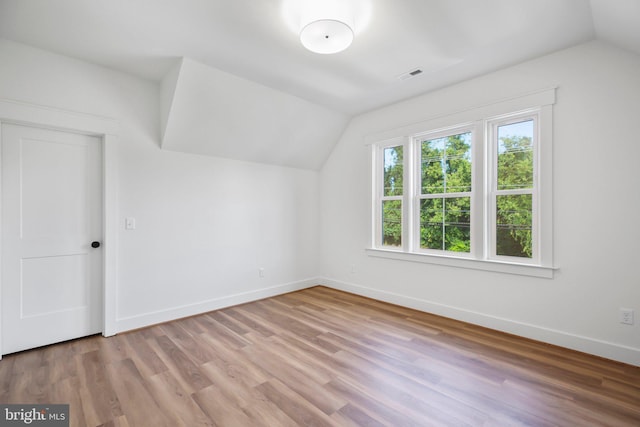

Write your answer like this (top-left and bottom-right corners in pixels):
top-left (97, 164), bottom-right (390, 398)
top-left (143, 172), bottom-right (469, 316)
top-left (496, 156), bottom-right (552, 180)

top-left (1, 286), bottom-right (639, 426)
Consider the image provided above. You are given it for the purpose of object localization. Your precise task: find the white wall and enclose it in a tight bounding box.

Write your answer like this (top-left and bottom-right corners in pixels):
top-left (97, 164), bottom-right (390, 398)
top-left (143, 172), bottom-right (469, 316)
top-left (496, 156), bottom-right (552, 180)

top-left (2, 36), bottom-right (639, 366)
top-left (0, 38), bottom-right (320, 332)
top-left (161, 57), bottom-right (349, 170)
top-left (320, 40), bottom-right (640, 365)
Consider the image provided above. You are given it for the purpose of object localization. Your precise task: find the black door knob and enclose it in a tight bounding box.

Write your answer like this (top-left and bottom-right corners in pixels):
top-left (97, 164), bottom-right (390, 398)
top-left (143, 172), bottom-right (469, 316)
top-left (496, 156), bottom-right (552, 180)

top-left (91, 241), bottom-right (101, 248)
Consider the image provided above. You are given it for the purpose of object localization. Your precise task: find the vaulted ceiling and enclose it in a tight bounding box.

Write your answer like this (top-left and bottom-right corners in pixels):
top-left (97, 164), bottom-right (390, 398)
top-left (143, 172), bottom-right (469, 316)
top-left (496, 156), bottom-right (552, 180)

top-left (1, 0), bottom-right (638, 169)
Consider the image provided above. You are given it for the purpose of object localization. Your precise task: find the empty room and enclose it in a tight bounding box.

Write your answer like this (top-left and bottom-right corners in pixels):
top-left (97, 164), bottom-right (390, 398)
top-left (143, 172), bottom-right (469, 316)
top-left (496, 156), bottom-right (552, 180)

top-left (0, 0), bottom-right (639, 426)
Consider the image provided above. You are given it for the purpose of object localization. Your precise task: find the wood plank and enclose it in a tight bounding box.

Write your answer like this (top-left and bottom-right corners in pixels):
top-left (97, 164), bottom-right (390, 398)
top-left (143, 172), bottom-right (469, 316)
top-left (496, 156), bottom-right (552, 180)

top-left (192, 384), bottom-right (253, 427)
top-left (50, 376), bottom-right (87, 427)
top-left (105, 359), bottom-right (170, 427)
top-left (1, 286), bottom-right (638, 426)
top-left (77, 350), bottom-right (123, 425)
top-left (255, 379), bottom-right (336, 427)
top-left (145, 370), bottom-right (213, 427)
top-left (121, 330), bottom-right (168, 377)
top-left (153, 335), bottom-right (213, 393)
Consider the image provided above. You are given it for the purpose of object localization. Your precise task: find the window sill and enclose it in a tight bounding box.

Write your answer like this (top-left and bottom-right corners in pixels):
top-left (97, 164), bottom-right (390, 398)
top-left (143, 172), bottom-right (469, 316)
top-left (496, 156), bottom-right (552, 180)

top-left (365, 248), bottom-right (555, 279)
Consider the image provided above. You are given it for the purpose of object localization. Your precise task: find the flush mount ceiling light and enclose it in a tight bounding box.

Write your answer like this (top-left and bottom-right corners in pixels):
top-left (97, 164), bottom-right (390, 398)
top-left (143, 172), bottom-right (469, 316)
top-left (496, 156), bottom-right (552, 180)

top-left (300, 19), bottom-right (354, 54)
top-left (282, 0), bottom-right (371, 55)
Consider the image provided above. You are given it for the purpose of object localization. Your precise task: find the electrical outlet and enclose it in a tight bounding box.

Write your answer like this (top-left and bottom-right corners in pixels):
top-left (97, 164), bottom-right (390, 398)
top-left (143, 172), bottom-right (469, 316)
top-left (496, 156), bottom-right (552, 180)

top-left (619, 308), bottom-right (634, 325)
top-left (258, 268), bottom-right (265, 278)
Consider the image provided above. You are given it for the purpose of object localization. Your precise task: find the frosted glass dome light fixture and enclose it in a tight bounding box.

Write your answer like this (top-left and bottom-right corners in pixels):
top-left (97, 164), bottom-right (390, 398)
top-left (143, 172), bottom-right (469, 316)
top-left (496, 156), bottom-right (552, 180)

top-left (283, 0), bottom-right (370, 54)
top-left (300, 19), bottom-right (354, 54)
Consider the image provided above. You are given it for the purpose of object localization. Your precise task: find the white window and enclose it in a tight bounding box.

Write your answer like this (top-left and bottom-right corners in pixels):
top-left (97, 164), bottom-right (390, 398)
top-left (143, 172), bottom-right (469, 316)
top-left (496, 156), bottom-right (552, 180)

top-left (488, 113), bottom-right (538, 262)
top-left (415, 126), bottom-right (474, 255)
top-left (369, 89), bottom-right (555, 278)
top-left (378, 142), bottom-right (404, 248)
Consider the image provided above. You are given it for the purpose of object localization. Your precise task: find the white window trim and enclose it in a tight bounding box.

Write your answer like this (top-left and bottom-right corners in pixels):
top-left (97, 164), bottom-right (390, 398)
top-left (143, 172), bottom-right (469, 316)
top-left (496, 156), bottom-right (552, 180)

top-left (372, 137), bottom-right (408, 250)
top-left (365, 247), bottom-right (555, 278)
top-left (410, 123), bottom-right (478, 258)
top-left (486, 109), bottom-right (540, 265)
top-left (366, 88), bottom-right (556, 278)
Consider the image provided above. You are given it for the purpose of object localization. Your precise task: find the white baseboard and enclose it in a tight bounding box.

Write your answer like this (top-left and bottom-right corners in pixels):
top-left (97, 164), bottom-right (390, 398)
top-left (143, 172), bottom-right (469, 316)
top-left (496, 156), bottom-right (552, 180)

top-left (113, 277), bottom-right (320, 333)
top-left (108, 275), bottom-right (640, 367)
top-left (319, 277), bottom-right (640, 367)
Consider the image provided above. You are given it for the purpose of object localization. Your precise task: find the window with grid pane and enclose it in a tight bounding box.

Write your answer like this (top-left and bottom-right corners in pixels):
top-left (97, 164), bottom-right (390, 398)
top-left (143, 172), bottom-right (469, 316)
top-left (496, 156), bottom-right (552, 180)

top-left (381, 145), bottom-right (403, 247)
top-left (492, 118), bottom-right (536, 259)
top-left (419, 131), bottom-right (472, 253)
top-left (370, 97), bottom-right (553, 276)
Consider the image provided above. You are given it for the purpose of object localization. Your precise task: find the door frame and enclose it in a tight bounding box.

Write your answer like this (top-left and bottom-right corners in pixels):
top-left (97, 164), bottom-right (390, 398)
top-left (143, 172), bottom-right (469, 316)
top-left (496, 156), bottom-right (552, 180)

top-left (0, 98), bottom-right (119, 358)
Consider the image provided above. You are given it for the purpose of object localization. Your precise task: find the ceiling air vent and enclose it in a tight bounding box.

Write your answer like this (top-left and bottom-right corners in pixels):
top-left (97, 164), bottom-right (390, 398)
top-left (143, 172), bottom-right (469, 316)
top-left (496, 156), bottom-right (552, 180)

top-left (397, 68), bottom-right (423, 81)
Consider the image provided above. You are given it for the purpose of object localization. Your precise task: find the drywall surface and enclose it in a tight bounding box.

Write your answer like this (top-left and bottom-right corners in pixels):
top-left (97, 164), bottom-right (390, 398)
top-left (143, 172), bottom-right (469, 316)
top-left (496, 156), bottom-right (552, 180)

top-left (0, 38), bottom-right (320, 331)
top-left (161, 57), bottom-right (349, 170)
top-left (320, 40), bottom-right (640, 365)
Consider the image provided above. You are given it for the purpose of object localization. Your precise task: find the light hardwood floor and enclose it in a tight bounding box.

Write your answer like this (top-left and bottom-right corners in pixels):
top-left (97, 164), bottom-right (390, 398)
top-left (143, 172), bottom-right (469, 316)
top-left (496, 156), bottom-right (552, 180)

top-left (1, 286), bottom-right (639, 426)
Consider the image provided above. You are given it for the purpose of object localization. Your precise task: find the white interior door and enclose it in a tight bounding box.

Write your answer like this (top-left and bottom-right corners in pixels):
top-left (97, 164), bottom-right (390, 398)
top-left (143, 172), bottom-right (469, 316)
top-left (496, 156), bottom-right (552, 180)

top-left (1, 123), bottom-right (103, 354)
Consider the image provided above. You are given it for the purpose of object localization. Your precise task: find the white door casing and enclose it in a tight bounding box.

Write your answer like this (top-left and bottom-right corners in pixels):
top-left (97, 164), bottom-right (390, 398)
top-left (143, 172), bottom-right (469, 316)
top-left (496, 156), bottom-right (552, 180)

top-left (0, 98), bottom-right (119, 358)
top-left (1, 124), bottom-right (103, 354)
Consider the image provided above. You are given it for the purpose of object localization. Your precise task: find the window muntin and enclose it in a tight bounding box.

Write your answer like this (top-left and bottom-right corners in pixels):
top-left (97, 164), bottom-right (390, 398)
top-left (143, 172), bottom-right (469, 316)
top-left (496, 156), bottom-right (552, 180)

top-left (497, 120), bottom-right (534, 191)
top-left (418, 131), bottom-right (472, 253)
top-left (383, 146), bottom-right (403, 196)
top-left (369, 89), bottom-right (555, 275)
top-left (420, 197), bottom-right (471, 252)
top-left (420, 132), bottom-right (472, 194)
top-left (372, 108), bottom-right (546, 268)
top-left (490, 115), bottom-right (537, 261)
top-left (382, 200), bottom-right (402, 247)
top-left (496, 194), bottom-right (532, 257)
top-left (379, 145), bottom-right (404, 248)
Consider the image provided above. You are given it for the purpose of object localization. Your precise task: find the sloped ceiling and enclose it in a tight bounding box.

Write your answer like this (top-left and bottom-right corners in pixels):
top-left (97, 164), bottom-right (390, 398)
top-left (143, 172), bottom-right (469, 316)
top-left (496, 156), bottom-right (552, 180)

top-left (590, 0), bottom-right (640, 56)
top-left (160, 57), bottom-right (349, 170)
top-left (0, 0), bottom-right (638, 170)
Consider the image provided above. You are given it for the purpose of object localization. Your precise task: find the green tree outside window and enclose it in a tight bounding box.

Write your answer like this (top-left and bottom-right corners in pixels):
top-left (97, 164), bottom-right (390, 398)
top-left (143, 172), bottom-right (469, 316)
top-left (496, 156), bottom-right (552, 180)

top-left (496, 120), bottom-right (534, 258)
top-left (420, 133), bottom-right (472, 252)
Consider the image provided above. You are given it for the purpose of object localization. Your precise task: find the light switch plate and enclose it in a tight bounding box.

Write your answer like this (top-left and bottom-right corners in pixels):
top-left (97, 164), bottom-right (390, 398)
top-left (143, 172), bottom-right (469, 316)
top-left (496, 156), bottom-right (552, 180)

top-left (125, 217), bottom-right (136, 230)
